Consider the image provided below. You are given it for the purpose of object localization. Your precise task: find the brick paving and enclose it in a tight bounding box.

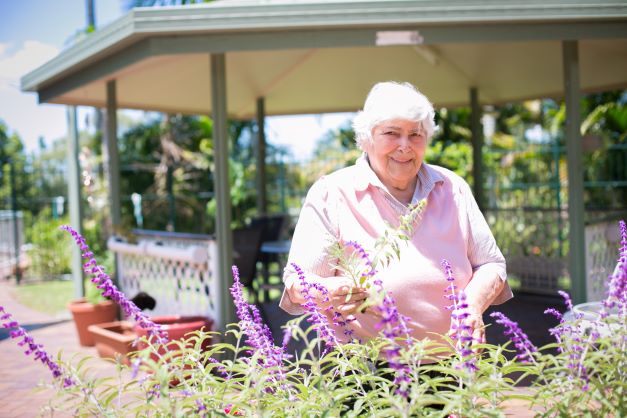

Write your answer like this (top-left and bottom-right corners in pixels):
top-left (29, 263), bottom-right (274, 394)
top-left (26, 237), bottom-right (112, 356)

top-left (0, 279), bottom-right (113, 418)
top-left (1, 279), bottom-right (538, 417)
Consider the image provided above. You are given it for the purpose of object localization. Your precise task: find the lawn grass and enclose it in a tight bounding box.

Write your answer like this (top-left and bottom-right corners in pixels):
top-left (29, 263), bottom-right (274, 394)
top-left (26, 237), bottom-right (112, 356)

top-left (12, 280), bottom-right (75, 315)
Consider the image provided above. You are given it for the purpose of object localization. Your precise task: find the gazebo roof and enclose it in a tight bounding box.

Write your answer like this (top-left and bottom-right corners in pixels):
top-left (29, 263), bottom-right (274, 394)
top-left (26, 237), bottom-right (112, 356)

top-left (21, 0), bottom-right (627, 118)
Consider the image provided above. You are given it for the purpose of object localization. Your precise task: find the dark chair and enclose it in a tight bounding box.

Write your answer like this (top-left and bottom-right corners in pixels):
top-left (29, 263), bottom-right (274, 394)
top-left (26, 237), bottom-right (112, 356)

top-left (232, 225), bottom-right (264, 297)
top-left (250, 214), bottom-right (290, 254)
top-left (249, 214), bottom-right (291, 299)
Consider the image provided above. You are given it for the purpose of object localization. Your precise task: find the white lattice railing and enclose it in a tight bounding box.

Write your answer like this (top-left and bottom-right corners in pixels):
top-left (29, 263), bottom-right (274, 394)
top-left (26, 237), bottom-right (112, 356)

top-left (107, 237), bottom-right (220, 326)
top-left (585, 221), bottom-right (622, 302)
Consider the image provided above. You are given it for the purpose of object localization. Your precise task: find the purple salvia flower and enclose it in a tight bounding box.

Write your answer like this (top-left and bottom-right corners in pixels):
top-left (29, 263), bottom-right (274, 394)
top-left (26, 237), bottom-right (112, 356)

top-left (343, 239), bottom-right (414, 397)
top-left (230, 266), bottom-right (287, 383)
top-left (281, 326), bottom-right (293, 348)
top-left (370, 276), bottom-right (413, 396)
top-left (147, 383), bottom-right (161, 398)
top-left (0, 306), bottom-right (74, 386)
top-left (61, 225), bottom-right (168, 344)
top-left (544, 308), bottom-right (563, 321)
top-left (558, 290), bottom-right (582, 320)
top-left (442, 260), bottom-right (478, 372)
top-left (130, 358), bottom-right (141, 379)
top-left (179, 389), bottom-right (193, 397)
top-left (344, 240), bottom-right (378, 280)
top-left (490, 311), bottom-right (537, 363)
top-left (545, 295), bottom-right (593, 390)
top-left (290, 262), bottom-right (339, 350)
top-left (206, 356), bottom-right (229, 379)
top-left (602, 220), bottom-right (627, 319)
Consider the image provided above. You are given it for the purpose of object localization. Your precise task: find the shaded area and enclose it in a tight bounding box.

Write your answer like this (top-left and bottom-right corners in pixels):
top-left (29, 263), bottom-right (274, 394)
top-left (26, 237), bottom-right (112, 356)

top-left (0, 319), bottom-right (71, 341)
top-left (484, 290), bottom-right (566, 352)
top-left (259, 290), bottom-right (568, 363)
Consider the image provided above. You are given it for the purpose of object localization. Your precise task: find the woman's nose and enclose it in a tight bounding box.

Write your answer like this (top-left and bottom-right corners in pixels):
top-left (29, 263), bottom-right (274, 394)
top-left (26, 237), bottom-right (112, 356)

top-left (397, 135), bottom-right (411, 150)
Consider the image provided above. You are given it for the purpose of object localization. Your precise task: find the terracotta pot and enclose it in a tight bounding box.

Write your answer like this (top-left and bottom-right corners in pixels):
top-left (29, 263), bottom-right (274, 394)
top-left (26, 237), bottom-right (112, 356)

top-left (67, 299), bottom-right (118, 346)
top-left (87, 321), bottom-right (136, 364)
top-left (134, 315), bottom-right (214, 357)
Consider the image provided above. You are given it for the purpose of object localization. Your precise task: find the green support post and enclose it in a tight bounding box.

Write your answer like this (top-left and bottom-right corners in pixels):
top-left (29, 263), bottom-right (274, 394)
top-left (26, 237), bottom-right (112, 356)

top-left (66, 106), bottom-right (84, 298)
top-left (563, 40), bottom-right (586, 304)
top-left (255, 97), bottom-right (267, 215)
top-left (470, 87), bottom-right (485, 212)
top-left (211, 53), bottom-right (236, 330)
top-left (9, 161), bottom-right (21, 285)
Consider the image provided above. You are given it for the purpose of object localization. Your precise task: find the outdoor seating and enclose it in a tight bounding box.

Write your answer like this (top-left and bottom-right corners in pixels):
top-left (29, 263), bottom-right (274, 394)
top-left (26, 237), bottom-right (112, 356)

top-left (249, 213), bottom-right (291, 300)
top-left (232, 224), bottom-right (264, 300)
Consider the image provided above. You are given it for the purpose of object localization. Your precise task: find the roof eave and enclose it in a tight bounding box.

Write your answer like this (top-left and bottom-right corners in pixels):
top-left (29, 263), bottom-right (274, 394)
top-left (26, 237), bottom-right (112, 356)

top-left (20, 0), bottom-right (627, 93)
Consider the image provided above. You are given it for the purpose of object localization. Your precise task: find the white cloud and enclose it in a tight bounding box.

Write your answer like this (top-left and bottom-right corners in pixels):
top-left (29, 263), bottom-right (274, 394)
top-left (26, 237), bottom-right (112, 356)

top-left (0, 41), bottom-right (64, 152)
top-left (0, 40), bottom-right (59, 91)
top-left (0, 88), bottom-right (67, 151)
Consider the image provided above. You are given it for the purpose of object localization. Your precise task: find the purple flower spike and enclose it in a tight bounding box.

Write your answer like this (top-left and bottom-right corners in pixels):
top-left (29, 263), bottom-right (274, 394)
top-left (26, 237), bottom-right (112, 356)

top-left (0, 306), bottom-right (74, 386)
top-left (442, 259), bottom-right (478, 372)
top-left (344, 240), bottom-right (378, 280)
top-left (490, 311), bottom-right (537, 363)
top-left (230, 266), bottom-right (287, 383)
top-left (290, 262), bottom-right (339, 350)
top-left (602, 220), bottom-right (627, 318)
top-left (60, 225), bottom-right (168, 344)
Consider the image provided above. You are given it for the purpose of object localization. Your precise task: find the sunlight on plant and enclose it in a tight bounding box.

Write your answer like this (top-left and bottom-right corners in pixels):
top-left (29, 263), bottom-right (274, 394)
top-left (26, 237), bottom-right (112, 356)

top-left (0, 221), bottom-right (625, 417)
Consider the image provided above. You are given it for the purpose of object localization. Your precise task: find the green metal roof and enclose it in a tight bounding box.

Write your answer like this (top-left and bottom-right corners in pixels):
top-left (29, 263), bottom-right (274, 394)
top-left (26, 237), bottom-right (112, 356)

top-left (21, 0), bottom-right (627, 117)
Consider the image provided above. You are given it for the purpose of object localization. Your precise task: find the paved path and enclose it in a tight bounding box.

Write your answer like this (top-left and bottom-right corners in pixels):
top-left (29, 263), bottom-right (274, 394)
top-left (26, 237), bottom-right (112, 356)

top-left (0, 279), bottom-right (114, 417)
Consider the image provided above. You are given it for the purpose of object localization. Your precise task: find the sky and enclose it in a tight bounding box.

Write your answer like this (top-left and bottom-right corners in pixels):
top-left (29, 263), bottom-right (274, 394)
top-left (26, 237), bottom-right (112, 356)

top-left (0, 0), bottom-right (353, 159)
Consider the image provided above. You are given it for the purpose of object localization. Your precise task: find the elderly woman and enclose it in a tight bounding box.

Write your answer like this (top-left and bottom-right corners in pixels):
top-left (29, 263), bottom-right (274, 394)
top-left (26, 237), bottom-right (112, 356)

top-left (279, 81), bottom-right (512, 347)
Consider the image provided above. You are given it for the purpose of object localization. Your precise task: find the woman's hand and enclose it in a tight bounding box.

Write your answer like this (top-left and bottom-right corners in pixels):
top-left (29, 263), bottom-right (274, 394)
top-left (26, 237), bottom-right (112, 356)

top-left (318, 278), bottom-right (369, 315)
top-left (448, 308), bottom-right (485, 350)
top-left (465, 310), bottom-right (486, 346)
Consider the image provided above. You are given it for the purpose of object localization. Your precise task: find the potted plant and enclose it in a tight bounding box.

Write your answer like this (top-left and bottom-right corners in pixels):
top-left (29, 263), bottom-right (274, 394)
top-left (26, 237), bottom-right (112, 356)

top-left (67, 282), bottom-right (118, 347)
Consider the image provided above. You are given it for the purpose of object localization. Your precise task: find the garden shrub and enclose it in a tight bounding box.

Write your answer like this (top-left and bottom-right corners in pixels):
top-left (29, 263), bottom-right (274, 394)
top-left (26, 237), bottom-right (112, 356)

top-left (0, 219), bottom-right (625, 417)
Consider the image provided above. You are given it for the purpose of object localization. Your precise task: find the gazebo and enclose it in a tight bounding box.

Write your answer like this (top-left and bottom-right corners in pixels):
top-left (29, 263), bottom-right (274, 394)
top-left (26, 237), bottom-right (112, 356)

top-left (21, 0), bottom-right (627, 328)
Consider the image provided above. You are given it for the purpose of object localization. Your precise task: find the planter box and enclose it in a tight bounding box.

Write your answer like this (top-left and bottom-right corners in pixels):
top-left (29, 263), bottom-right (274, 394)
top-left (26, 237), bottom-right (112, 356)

top-left (135, 315), bottom-right (214, 358)
top-left (88, 321), bottom-right (137, 364)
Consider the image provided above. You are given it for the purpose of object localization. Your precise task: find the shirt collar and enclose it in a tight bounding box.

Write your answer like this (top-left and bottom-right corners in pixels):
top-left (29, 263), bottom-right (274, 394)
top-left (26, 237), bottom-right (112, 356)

top-left (354, 153), bottom-right (444, 197)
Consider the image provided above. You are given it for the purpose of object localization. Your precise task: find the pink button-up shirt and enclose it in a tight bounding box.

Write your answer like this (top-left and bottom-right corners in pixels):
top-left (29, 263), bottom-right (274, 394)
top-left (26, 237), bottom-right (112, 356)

top-left (280, 155), bottom-right (512, 343)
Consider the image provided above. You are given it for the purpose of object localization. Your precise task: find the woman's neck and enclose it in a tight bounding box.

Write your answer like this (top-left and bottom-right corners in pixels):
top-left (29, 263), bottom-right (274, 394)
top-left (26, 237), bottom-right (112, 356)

top-left (388, 183), bottom-right (415, 205)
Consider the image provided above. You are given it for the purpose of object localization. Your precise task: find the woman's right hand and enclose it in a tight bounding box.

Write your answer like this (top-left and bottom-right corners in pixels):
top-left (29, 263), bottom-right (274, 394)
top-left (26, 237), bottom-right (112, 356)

top-left (317, 278), bottom-right (369, 315)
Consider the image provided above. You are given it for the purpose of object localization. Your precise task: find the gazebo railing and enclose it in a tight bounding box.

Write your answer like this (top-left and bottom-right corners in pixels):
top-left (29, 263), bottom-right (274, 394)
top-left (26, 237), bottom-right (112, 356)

top-left (107, 235), bottom-right (220, 325)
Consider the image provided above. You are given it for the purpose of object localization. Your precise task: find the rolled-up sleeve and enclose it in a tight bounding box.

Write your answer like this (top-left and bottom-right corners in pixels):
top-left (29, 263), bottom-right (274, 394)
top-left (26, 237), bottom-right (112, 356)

top-left (464, 184), bottom-right (513, 305)
top-left (279, 178), bottom-right (339, 315)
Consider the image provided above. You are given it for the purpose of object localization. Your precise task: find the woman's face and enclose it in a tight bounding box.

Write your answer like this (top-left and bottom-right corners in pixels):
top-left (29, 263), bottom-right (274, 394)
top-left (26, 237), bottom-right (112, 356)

top-left (364, 118), bottom-right (427, 191)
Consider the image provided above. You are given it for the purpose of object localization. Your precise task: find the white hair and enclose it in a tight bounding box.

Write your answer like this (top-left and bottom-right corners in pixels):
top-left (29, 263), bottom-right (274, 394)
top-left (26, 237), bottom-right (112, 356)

top-left (352, 81), bottom-right (436, 150)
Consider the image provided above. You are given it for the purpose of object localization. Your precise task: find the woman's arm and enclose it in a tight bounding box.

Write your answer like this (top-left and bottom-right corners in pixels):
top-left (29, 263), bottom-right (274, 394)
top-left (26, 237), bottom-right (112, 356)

top-left (279, 178), bottom-right (367, 316)
top-left (462, 269), bottom-right (505, 344)
top-left (456, 181), bottom-right (513, 344)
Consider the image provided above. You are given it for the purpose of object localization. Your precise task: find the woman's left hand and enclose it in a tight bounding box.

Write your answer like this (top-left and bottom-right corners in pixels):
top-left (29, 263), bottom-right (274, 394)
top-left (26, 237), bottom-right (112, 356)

top-left (448, 309), bottom-right (485, 349)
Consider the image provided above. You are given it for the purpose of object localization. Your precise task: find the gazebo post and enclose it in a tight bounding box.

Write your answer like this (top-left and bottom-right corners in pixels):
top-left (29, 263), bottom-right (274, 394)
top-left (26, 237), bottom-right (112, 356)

top-left (255, 97), bottom-right (268, 215)
top-left (470, 87), bottom-right (485, 212)
top-left (104, 80), bottom-right (122, 285)
top-left (105, 80), bottom-right (122, 232)
top-left (562, 40), bottom-right (586, 304)
top-left (66, 106), bottom-right (84, 298)
top-left (211, 53), bottom-right (237, 329)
